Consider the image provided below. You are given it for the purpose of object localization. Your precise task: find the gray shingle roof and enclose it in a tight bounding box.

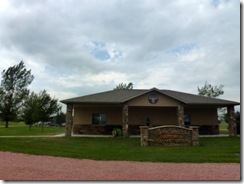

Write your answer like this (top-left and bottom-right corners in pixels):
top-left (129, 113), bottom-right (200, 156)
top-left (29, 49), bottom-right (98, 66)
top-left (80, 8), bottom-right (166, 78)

top-left (161, 90), bottom-right (239, 105)
top-left (61, 89), bottom-right (147, 104)
top-left (61, 88), bottom-right (239, 106)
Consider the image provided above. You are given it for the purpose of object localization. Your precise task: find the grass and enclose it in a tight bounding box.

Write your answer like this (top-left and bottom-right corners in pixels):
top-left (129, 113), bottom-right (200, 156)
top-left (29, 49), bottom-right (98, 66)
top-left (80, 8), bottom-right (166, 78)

top-left (0, 137), bottom-right (240, 163)
top-left (219, 123), bottom-right (228, 134)
top-left (0, 122), bottom-right (65, 136)
top-left (0, 121), bottom-right (26, 127)
top-left (0, 122), bottom-right (239, 163)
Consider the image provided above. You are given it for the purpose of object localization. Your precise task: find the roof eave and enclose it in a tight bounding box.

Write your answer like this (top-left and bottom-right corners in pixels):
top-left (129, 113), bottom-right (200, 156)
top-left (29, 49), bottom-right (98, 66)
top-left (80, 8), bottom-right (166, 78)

top-left (186, 102), bottom-right (240, 107)
top-left (60, 100), bottom-right (122, 105)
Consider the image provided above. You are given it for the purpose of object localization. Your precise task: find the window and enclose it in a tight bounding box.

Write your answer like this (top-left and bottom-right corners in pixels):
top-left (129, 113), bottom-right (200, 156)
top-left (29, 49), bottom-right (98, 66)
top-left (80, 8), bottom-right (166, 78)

top-left (92, 113), bottom-right (107, 125)
top-left (184, 114), bottom-right (191, 127)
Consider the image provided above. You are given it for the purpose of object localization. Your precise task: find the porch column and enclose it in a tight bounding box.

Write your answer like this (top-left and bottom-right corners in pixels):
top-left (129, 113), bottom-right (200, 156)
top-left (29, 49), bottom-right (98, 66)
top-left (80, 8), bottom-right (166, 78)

top-left (122, 104), bottom-right (129, 137)
top-left (140, 126), bottom-right (149, 147)
top-left (177, 105), bottom-right (184, 127)
top-left (227, 106), bottom-right (237, 136)
top-left (65, 104), bottom-right (73, 137)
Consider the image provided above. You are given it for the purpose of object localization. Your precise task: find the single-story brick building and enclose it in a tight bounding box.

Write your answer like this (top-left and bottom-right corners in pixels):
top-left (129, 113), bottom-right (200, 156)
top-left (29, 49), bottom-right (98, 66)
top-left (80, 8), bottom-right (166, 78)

top-left (61, 88), bottom-right (239, 136)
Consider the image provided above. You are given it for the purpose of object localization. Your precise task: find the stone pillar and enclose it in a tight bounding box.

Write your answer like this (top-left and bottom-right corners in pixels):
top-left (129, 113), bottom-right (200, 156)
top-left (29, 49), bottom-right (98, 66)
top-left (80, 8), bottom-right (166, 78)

top-left (122, 104), bottom-right (129, 137)
top-left (65, 104), bottom-right (73, 137)
top-left (190, 126), bottom-right (199, 146)
top-left (140, 126), bottom-right (149, 147)
top-left (177, 105), bottom-right (184, 127)
top-left (227, 106), bottom-right (237, 136)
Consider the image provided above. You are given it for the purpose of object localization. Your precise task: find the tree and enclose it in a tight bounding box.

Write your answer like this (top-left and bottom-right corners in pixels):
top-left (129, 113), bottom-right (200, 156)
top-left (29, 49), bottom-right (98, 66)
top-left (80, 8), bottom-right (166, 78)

top-left (197, 81), bottom-right (224, 98)
top-left (114, 82), bottom-right (133, 90)
top-left (22, 90), bottom-right (61, 131)
top-left (22, 92), bottom-right (39, 130)
top-left (36, 90), bottom-right (61, 123)
top-left (0, 61), bottom-right (34, 128)
top-left (54, 112), bottom-right (66, 126)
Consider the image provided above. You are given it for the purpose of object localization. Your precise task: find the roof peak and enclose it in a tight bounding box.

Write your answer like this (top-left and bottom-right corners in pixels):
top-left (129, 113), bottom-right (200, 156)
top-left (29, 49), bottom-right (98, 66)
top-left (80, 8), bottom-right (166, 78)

top-left (149, 87), bottom-right (160, 91)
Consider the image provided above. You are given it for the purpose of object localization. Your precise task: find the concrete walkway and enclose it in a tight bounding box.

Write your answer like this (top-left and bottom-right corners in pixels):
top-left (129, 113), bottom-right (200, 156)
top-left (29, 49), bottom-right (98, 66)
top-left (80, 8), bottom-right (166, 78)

top-left (0, 133), bottom-right (112, 138)
top-left (0, 135), bottom-right (64, 138)
top-left (0, 133), bottom-right (230, 138)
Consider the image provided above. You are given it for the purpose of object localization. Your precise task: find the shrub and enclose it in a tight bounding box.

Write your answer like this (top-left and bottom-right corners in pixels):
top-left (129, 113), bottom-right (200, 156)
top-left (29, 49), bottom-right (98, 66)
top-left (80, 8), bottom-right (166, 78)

top-left (112, 128), bottom-right (122, 137)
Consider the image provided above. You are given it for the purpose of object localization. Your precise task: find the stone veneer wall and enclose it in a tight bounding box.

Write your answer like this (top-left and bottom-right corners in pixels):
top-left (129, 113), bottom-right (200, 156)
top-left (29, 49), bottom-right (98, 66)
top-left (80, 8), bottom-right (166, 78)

top-left (177, 105), bottom-right (184, 126)
top-left (73, 124), bottom-right (215, 136)
top-left (65, 104), bottom-right (73, 137)
top-left (228, 106), bottom-right (237, 136)
top-left (122, 104), bottom-right (129, 137)
top-left (73, 124), bottom-right (123, 135)
top-left (140, 125), bottom-right (199, 147)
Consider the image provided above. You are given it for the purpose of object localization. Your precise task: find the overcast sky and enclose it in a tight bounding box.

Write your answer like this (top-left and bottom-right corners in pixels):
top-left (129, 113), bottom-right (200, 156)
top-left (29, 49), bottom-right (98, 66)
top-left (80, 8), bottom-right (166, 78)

top-left (0, 0), bottom-right (240, 110)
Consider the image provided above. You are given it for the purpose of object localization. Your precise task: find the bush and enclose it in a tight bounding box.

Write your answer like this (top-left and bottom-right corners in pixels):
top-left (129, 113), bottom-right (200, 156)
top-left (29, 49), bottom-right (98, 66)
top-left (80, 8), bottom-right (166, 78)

top-left (112, 128), bottom-right (122, 137)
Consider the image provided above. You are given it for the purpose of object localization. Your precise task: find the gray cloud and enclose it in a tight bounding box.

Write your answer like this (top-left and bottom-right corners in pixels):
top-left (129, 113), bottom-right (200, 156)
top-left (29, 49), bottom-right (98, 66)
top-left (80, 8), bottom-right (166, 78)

top-left (0, 0), bottom-right (240, 109)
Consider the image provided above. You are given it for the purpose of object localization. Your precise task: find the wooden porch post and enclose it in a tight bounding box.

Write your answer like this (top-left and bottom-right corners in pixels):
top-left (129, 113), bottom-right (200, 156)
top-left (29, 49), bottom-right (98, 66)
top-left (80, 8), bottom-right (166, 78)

top-left (177, 105), bottom-right (184, 127)
top-left (122, 104), bottom-right (129, 137)
top-left (227, 106), bottom-right (237, 136)
top-left (65, 104), bottom-right (73, 137)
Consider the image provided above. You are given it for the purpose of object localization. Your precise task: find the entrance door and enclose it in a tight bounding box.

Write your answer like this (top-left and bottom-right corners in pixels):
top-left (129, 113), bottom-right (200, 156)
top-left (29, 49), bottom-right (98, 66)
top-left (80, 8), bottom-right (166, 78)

top-left (145, 115), bottom-right (153, 127)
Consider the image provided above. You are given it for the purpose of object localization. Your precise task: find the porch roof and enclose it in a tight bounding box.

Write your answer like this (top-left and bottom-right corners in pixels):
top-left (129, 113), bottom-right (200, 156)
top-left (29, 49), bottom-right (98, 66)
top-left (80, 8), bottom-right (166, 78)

top-left (61, 88), bottom-right (239, 106)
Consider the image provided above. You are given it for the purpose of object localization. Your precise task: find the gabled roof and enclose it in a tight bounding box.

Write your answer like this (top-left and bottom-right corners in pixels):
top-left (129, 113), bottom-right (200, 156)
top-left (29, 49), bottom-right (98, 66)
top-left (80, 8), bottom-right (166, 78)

top-left (161, 90), bottom-right (239, 105)
top-left (60, 88), bottom-right (240, 106)
top-left (61, 89), bottom-right (147, 104)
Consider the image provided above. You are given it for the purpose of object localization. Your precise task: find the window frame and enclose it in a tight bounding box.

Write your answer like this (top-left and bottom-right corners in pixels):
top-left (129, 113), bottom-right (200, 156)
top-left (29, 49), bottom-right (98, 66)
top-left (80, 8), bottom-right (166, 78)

top-left (184, 114), bottom-right (191, 127)
top-left (92, 113), bottom-right (107, 126)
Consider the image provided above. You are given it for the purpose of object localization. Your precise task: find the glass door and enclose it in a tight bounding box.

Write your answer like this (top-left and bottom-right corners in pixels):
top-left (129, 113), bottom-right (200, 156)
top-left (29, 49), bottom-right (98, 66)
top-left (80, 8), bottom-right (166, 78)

top-left (145, 115), bottom-right (153, 127)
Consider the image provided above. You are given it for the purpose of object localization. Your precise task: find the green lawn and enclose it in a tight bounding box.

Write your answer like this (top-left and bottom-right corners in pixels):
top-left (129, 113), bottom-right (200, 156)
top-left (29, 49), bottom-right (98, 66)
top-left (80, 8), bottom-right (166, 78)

top-left (0, 122), bottom-right (65, 136)
top-left (219, 123), bottom-right (228, 134)
top-left (0, 121), bottom-right (26, 127)
top-left (0, 137), bottom-right (240, 163)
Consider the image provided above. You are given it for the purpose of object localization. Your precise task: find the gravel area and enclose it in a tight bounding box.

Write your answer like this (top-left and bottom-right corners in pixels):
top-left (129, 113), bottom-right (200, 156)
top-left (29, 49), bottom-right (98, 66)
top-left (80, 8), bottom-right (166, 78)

top-left (0, 151), bottom-right (240, 181)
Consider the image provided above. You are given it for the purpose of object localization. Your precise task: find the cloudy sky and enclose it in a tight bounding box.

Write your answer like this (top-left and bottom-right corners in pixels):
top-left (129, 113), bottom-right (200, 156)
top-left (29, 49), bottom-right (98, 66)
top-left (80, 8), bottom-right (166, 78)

top-left (0, 0), bottom-right (240, 110)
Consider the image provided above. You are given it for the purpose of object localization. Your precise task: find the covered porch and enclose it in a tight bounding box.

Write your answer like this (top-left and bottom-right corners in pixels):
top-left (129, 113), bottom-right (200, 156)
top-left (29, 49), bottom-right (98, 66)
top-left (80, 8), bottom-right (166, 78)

top-left (62, 88), bottom-right (238, 137)
top-left (64, 103), bottom-right (237, 137)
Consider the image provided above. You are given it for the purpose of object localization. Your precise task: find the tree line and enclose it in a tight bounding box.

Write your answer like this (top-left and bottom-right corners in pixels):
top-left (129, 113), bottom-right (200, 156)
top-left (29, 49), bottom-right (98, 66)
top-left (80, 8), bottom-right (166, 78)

top-left (0, 61), bottom-right (63, 129)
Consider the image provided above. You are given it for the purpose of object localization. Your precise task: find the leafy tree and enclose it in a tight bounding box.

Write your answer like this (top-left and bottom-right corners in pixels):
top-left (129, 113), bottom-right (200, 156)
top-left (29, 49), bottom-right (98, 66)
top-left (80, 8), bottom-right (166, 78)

top-left (0, 61), bottom-right (34, 128)
top-left (36, 90), bottom-right (61, 122)
top-left (197, 81), bottom-right (224, 98)
top-left (22, 90), bottom-right (61, 131)
top-left (54, 112), bottom-right (66, 126)
top-left (114, 82), bottom-right (133, 90)
top-left (22, 92), bottom-right (39, 130)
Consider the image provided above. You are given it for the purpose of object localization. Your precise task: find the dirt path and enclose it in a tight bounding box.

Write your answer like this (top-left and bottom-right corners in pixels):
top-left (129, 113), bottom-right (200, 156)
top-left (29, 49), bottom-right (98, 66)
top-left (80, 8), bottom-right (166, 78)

top-left (0, 151), bottom-right (240, 181)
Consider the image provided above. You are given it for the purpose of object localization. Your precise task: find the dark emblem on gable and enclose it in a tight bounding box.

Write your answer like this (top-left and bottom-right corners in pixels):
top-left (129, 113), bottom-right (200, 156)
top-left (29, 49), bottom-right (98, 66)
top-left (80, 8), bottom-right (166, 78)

top-left (148, 93), bottom-right (159, 104)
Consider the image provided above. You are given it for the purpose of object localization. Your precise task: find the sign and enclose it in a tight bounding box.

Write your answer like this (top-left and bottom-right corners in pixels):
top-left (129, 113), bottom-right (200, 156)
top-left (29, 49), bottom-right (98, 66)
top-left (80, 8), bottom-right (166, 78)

top-left (148, 93), bottom-right (158, 104)
top-left (148, 126), bottom-right (193, 146)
